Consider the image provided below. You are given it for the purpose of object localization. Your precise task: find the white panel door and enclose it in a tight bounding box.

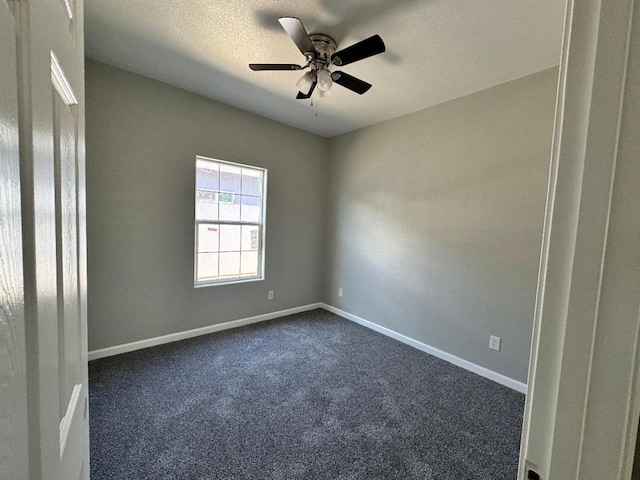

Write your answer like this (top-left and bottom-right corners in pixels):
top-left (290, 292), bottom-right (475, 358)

top-left (0, 1), bottom-right (28, 478)
top-left (12, 0), bottom-right (89, 478)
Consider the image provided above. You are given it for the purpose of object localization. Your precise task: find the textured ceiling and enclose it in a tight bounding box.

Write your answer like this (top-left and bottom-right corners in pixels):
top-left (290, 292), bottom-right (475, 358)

top-left (85, 0), bottom-right (566, 138)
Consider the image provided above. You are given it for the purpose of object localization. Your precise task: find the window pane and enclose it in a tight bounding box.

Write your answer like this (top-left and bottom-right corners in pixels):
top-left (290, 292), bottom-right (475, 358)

top-left (219, 252), bottom-right (240, 278)
top-left (219, 224), bottom-right (241, 252)
top-left (220, 164), bottom-right (241, 194)
top-left (240, 195), bottom-right (261, 223)
top-left (198, 224), bottom-right (219, 252)
top-left (240, 251), bottom-right (259, 277)
top-left (219, 192), bottom-right (240, 221)
top-left (241, 225), bottom-right (259, 251)
top-left (196, 161), bottom-right (220, 191)
top-left (242, 168), bottom-right (262, 196)
top-left (195, 191), bottom-right (219, 221)
top-left (197, 253), bottom-right (218, 281)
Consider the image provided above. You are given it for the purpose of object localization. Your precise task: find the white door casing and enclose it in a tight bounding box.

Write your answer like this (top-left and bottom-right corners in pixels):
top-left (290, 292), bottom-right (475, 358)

top-left (519, 0), bottom-right (640, 479)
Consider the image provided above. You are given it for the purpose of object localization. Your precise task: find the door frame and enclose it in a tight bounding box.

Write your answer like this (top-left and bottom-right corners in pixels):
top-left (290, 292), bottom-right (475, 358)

top-left (518, 0), bottom-right (640, 478)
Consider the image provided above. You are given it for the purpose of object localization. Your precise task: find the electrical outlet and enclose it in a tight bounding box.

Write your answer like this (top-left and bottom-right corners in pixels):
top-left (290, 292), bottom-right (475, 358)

top-left (489, 335), bottom-right (501, 352)
top-left (268, 290), bottom-right (274, 300)
top-left (338, 288), bottom-right (343, 297)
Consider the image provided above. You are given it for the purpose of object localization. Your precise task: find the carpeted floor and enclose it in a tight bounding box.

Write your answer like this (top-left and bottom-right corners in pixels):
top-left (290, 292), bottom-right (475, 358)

top-left (89, 309), bottom-right (524, 479)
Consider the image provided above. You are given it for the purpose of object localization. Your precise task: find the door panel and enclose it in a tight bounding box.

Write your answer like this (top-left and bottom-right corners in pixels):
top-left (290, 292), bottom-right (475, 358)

top-left (50, 45), bottom-right (87, 478)
top-left (54, 85), bottom-right (83, 461)
top-left (54, 85), bottom-right (79, 415)
top-left (0, 1), bottom-right (28, 478)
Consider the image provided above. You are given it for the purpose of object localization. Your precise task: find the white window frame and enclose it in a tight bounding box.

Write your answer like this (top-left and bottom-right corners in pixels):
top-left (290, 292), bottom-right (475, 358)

top-left (194, 156), bottom-right (267, 287)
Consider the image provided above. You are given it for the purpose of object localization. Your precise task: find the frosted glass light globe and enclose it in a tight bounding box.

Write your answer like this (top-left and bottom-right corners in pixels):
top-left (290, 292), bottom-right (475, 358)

top-left (316, 69), bottom-right (333, 92)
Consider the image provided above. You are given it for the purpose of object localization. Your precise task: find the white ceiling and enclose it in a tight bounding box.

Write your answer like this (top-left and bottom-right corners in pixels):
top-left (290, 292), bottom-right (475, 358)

top-left (85, 0), bottom-right (566, 138)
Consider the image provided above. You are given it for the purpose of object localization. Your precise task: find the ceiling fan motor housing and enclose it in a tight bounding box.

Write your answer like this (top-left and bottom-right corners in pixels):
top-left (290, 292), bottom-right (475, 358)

top-left (308, 33), bottom-right (337, 69)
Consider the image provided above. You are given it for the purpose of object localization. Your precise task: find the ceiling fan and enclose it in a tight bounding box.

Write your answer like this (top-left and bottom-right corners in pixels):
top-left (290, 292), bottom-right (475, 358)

top-left (249, 17), bottom-right (385, 99)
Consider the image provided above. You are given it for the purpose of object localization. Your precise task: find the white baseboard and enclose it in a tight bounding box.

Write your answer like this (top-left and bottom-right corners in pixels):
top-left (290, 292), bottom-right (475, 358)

top-left (88, 303), bottom-right (323, 361)
top-left (89, 301), bottom-right (527, 394)
top-left (321, 303), bottom-right (527, 394)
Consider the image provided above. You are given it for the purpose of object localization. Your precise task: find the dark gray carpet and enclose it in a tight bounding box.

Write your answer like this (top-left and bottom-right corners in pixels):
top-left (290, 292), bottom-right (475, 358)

top-left (89, 309), bottom-right (524, 479)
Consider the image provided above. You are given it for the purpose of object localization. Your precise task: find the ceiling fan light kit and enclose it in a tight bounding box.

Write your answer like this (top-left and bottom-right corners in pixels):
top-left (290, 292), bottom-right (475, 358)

top-left (249, 16), bottom-right (385, 100)
top-left (316, 69), bottom-right (333, 92)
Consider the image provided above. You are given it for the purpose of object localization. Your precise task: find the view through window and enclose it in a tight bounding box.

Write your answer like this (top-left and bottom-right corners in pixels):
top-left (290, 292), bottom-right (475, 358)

top-left (194, 156), bottom-right (266, 286)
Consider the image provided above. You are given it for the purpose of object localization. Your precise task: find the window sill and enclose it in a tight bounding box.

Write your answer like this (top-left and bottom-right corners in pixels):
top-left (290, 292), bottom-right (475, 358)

top-left (194, 276), bottom-right (264, 288)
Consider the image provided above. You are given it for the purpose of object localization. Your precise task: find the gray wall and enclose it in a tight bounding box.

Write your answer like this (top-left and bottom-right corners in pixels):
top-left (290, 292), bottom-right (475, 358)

top-left (85, 59), bottom-right (328, 351)
top-left (324, 68), bottom-right (558, 383)
top-left (86, 59), bottom-right (557, 384)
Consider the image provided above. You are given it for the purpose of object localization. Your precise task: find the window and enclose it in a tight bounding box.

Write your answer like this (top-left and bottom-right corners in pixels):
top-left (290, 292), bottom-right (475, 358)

top-left (194, 156), bottom-right (266, 286)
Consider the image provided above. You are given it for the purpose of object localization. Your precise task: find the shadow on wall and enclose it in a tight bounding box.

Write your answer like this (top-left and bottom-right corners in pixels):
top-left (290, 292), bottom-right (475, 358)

top-left (335, 153), bottom-right (543, 328)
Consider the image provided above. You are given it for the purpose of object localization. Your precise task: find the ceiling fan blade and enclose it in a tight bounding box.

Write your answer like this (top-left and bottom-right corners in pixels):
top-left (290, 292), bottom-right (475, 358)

top-left (278, 17), bottom-right (316, 56)
top-left (331, 71), bottom-right (372, 94)
top-left (331, 35), bottom-right (385, 66)
top-left (249, 63), bottom-right (303, 71)
top-left (296, 81), bottom-right (317, 99)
